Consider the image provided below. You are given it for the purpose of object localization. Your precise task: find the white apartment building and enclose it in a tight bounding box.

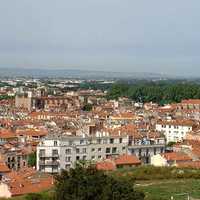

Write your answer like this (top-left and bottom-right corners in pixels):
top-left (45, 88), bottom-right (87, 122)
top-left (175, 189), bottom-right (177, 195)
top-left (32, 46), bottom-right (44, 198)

top-left (156, 120), bottom-right (194, 143)
top-left (36, 132), bottom-right (128, 173)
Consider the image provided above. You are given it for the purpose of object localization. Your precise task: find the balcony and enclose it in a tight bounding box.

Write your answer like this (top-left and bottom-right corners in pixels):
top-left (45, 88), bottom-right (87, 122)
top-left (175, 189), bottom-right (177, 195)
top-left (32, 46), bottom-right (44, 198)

top-left (129, 143), bottom-right (165, 149)
top-left (39, 160), bottom-right (59, 166)
top-left (39, 153), bottom-right (59, 158)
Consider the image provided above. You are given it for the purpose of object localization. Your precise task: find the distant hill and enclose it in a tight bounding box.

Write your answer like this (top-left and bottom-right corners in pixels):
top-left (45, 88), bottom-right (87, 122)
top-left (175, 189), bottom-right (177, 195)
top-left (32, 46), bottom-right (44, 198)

top-left (0, 67), bottom-right (171, 80)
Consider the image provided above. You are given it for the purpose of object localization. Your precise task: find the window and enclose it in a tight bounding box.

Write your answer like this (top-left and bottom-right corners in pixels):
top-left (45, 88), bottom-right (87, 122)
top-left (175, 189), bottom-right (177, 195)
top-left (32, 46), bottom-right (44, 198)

top-left (122, 146), bottom-right (126, 150)
top-left (139, 149), bottom-right (141, 156)
top-left (146, 149), bottom-right (149, 155)
top-left (106, 148), bottom-right (110, 153)
top-left (76, 148), bottom-right (80, 154)
top-left (98, 148), bottom-right (101, 152)
top-left (54, 141), bottom-right (58, 146)
top-left (112, 147), bottom-right (117, 154)
top-left (91, 148), bottom-right (95, 152)
top-left (119, 138), bottom-right (122, 143)
top-left (80, 140), bottom-right (84, 145)
top-left (76, 156), bottom-right (80, 160)
top-left (66, 157), bottom-right (71, 162)
top-left (91, 156), bottom-right (95, 160)
top-left (39, 165), bottom-right (45, 171)
top-left (98, 155), bottom-right (102, 159)
top-left (110, 138), bottom-right (114, 144)
top-left (83, 155), bottom-right (87, 160)
top-left (154, 147), bottom-right (157, 155)
top-left (103, 139), bottom-right (107, 144)
top-left (82, 148), bottom-right (87, 153)
top-left (65, 149), bottom-right (71, 154)
top-left (52, 149), bottom-right (58, 156)
top-left (97, 139), bottom-right (102, 144)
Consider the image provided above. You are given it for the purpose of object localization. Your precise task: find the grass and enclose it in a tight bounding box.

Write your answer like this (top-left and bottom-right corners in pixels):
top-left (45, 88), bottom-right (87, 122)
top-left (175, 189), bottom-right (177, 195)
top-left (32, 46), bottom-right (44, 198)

top-left (110, 166), bottom-right (200, 200)
top-left (136, 179), bottom-right (200, 200)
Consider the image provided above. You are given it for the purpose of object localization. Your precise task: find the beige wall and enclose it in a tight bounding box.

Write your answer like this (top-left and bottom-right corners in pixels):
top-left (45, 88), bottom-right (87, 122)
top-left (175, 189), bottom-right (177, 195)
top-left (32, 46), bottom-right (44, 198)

top-left (151, 154), bottom-right (167, 167)
top-left (0, 183), bottom-right (11, 198)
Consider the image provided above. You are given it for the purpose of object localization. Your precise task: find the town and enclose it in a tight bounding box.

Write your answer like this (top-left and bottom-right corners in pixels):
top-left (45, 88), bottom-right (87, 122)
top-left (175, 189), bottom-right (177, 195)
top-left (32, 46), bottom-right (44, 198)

top-left (0, 78), bottom-right (199, 199)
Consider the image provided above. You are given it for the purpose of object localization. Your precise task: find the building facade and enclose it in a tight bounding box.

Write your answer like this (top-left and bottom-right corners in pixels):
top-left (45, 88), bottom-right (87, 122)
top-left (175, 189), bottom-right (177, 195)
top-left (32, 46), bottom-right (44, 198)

top-left (156, 120), bottom-right (194, 143)
top-left (37, 133), bottom-right (128, 173)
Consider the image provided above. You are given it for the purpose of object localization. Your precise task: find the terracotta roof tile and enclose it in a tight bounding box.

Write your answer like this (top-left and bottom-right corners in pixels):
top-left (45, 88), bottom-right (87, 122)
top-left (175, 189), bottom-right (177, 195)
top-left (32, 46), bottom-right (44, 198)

top-left (114, 154), bottom-right (141, 166)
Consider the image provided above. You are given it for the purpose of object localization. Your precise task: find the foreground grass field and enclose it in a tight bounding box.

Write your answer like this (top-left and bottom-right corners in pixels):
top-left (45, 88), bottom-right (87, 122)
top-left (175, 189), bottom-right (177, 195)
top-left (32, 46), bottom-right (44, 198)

top-left (136, 179), bottom-right (200, 200)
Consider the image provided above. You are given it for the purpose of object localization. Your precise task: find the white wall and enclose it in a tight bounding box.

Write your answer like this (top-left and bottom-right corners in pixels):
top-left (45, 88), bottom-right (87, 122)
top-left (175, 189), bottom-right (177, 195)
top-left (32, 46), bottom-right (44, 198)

top-left (156, 124), bottom-right (192, 143)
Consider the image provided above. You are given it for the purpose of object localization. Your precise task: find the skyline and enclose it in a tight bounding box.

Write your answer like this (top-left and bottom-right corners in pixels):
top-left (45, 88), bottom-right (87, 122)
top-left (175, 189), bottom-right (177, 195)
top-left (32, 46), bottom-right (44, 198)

top-left (0, 0), bottom-right (200, 76)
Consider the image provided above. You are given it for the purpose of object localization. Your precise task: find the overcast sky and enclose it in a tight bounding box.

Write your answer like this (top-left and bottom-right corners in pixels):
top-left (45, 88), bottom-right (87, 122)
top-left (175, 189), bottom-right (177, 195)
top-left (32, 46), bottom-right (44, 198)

top-left (0, 0), bottom-right (200, 76)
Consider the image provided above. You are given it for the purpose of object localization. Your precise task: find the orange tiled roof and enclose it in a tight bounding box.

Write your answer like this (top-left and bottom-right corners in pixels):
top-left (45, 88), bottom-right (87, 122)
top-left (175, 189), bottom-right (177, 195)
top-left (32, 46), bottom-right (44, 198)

top-left (177, 161), bottom-right (200, 169)
top-left (0, 129), bottom-right (16, 139)
top-left (16, 129), bottom-right (48, 137)
top-left (162, 152), bottom-right (192, 162)
top-left (157, 119), bottom-right (195, 127)
top-left (114, 154), bottom-right (141, 166)
top-left (6, 168), bottom-right (53, 196)
top-left (96, 160), bottom-right (116, 171)
top-left (0, 162), bottom-right (10, 173)
top-left (181, 99), bottom-right (200, 104)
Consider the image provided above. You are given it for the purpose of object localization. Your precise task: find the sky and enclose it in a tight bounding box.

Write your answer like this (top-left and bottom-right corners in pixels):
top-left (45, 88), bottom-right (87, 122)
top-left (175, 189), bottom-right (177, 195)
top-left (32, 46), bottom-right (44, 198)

top-left (0, 0), bottom-right (200, 76)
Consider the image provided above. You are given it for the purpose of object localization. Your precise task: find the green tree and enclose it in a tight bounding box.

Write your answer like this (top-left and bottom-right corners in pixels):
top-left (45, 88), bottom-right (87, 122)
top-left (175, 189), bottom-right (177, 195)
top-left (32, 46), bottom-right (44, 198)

top-left (28, 152), bottom-right (36, 167)
top-left (82, 104), bottom-right (93, 111)
top-left (54, 164), bottom-right (144, 200)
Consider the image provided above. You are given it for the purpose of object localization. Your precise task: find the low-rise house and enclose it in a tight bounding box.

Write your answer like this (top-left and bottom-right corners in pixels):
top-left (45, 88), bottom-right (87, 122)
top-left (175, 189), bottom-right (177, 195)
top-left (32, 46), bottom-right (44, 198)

top-left (16, 128), bottom-right (48, 142)
top-left (0, 129), bottom-right (17, 144)
top-left (96, 154), bottom-right (141, 171)
top-left (0, 142), bottom-right (34, 170)
top-left (114, 154), bottom-right (141, 168)
top-left (178, 99), bottom-right (200, 110)
top-left (151, 152), bottom-right (192, 167)
top-left (0, 159), bottom-right (10, 180)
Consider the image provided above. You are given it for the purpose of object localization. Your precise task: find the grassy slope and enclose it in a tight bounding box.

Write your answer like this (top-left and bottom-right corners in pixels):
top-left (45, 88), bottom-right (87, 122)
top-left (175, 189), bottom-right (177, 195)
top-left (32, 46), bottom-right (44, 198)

top-left (136, 179), bottom-right (200, 200)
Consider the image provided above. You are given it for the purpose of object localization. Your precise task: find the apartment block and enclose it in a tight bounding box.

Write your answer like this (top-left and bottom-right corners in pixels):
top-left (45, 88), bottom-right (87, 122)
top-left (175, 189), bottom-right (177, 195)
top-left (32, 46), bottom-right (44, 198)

top-left (37, 133), bottom-right (128, 173)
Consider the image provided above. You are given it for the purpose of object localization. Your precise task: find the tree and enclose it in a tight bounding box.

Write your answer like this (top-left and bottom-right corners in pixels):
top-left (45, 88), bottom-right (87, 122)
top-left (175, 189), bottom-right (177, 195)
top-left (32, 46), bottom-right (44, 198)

top-left (25, 193), bottom-right (43, 200)
top-left (28, 152), bottom-right (36, 167)
top-left (82, 104), bottom-right (93, 111)
top-left (54, 164), bottom-right (144, 200)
